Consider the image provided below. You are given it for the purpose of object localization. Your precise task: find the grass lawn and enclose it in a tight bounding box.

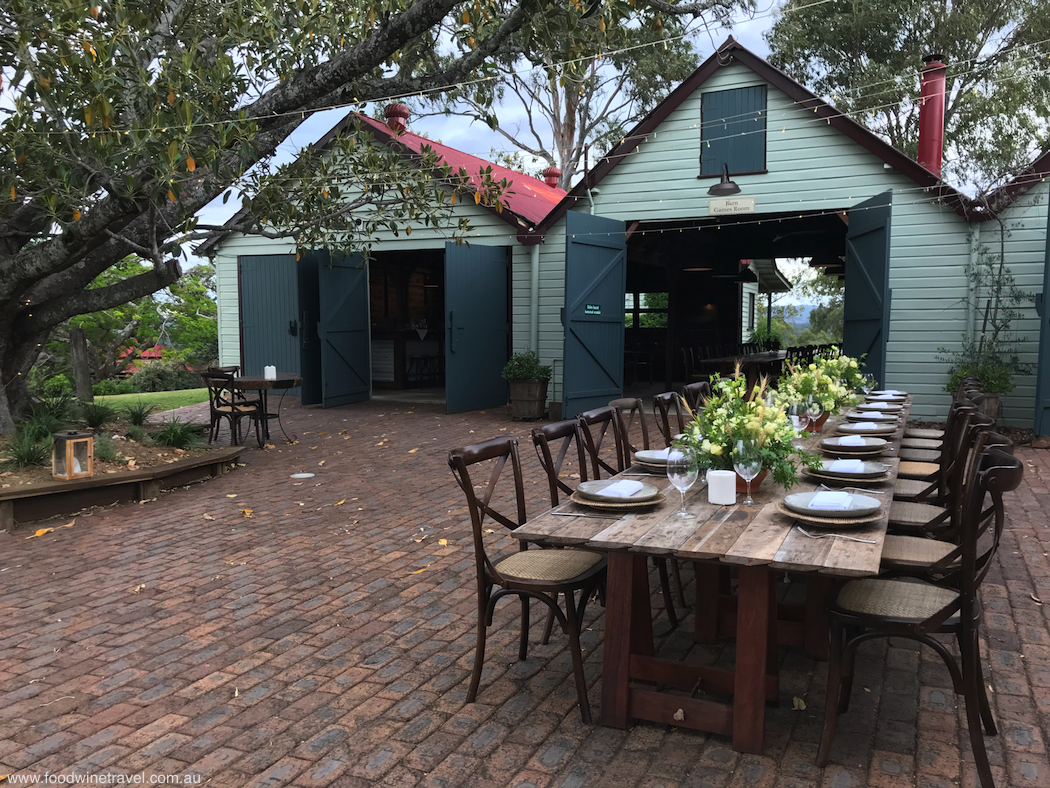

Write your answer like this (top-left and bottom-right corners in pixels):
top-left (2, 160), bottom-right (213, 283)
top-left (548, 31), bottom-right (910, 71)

top-left (97, 388), bottom-right (208, 414)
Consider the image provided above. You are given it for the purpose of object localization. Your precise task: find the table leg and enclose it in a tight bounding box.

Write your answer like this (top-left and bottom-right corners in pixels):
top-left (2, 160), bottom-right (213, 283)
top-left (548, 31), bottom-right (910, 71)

top-left (260, 389), bottom-right (270, 441)
top-left (805, 576), bottom-right (832, 661)
top-left (601, 553), bottom-right (653, 728)
top-left (733, 565), bottom-right (774, 754)
top-left (693, 561), bottom-right (721, 643)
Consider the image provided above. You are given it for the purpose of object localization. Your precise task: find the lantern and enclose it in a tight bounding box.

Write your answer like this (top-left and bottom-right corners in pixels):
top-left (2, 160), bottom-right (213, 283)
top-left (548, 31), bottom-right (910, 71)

top-left (52, 431), bottom-right (94, 480)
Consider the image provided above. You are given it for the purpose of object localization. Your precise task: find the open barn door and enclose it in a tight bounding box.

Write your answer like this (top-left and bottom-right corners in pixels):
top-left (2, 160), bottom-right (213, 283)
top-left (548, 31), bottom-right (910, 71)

top-left (562, 211), bottom-right (627, 417)
top-left (1033, 203), bottom-right (1050, 434)
top-left (844, 192), bottom-right (893, 386)
top-left (445, 242), bottom-right (509, 413)
top-left (312, 251), bottom-right (370, 408)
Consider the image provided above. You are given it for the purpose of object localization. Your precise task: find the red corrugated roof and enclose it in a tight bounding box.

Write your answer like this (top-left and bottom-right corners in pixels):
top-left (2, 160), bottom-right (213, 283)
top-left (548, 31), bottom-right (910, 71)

top-left (120, 345), bottom-right (164, 359)
top-left (354, 114), bottom-right (565, 226)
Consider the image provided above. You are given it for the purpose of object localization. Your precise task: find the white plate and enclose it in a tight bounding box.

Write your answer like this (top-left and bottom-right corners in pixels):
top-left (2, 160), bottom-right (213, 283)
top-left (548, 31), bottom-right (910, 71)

top-left (820, 436), bottom-right (888, 451)
top-left (815, 460), bottom-right (890, 479)
top-left (837, 423), bottom-right (897, 436)
top-left (859, 402), bottom-right (903, 412)
top-left (865, 394), bottom-right (906, 403)
top-left (576, 479), bottom-right (660, 503)
top-left (783, 491), bottom-right (882, 519)
top-left (634, 449), bottom-right (671, 466)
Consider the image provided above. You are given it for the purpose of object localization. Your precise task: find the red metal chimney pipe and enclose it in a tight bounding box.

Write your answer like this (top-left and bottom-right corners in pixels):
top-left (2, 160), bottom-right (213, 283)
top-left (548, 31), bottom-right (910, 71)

top-left (384, 103), bottom-right (410, 134)
top-left (917, 53), bottom-right (947, 178)
top-left (542, 165), bottom-right (561, 188)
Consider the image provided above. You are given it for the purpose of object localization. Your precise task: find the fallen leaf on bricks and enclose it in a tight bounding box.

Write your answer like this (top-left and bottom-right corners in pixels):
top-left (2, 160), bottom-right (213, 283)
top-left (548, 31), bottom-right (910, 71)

top-left (240, 509), bottom-right (254, 518)
top-left (264, 443), bottom-right (275, 450)
top-left (234, 687), bottom-right (239, 697)
top-left (60, 521), bottom-right (74, 528)
top-left (334, 499), bottom-right (346, 506)
top-left (438, 539), bottom-right (448, 546)
top-left (202, 514), bottom-right (215, 521)
top-left (673, 709), bottom-right (685, 722)
top-left (1032, 594), bottom-right (1043, 605)
top-left (408, 448), bottom-right (419, 453)
top-left (318, 460), bottom-right (326, 467)
top-left (226, 494), bottom-right (237, 498)
top-left (26, 528), bottom-right (54, 539)
top-left (409, 568), bottom-right (427, 574)
top-left (288, 439), bottom-right (299, 445)
top-left (131, 584), bottom-right (145, 594)
top-left (310, 445), bottom-right (318, 449)
top-left (792, 697), bottom-right (807, 711)
top-left (292, 483), bottom-right (303, 486)
top-left (319, 432), bottom-right (327, 436)
top-left (340, 429), bottom-right (349, 435)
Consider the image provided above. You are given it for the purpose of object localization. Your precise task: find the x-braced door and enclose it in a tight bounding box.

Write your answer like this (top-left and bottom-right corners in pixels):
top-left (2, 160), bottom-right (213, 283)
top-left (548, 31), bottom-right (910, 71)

top-left (844, 192), bottom-right (893, 386)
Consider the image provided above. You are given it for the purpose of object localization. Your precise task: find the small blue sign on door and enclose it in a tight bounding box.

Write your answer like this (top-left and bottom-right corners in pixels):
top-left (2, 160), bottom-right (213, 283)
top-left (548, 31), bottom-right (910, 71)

top-left (584, 303), bottom-right (602, 315)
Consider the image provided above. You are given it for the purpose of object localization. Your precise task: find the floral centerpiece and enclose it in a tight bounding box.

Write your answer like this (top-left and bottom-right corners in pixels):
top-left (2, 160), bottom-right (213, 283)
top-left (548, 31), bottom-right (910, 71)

top-left (678, 371), bottom-right (820, 489)
top-left (776, 354), bottom-right (864, 414)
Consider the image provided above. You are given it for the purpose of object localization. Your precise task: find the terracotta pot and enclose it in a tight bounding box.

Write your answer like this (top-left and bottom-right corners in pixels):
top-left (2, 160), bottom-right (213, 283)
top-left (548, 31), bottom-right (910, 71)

top-left (811, 412), bottom-right (829, 433)
top-left (736, 469), bottom-right (768, 493)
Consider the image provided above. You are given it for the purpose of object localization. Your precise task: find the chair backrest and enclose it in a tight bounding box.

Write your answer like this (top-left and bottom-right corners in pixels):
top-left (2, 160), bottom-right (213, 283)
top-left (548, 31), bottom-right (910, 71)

top-left (532, 420), bottom-right (588, 506)
top-left (448, 437), bottom-right (528, 585)
top-left (959, 446), bottom-right (1023, 598)
top-left (681, 381), bottom-right (712, 413)
top-left (609, 397), bottom-right (649, 462)
top-left (652, 392), bottom-right (686, 448)
top-left (200, 371), bottom-right (239, 411)
top-left (208, 365), bottom-right (240, 375)
top-left (577, 406), bottom-right (625, 478)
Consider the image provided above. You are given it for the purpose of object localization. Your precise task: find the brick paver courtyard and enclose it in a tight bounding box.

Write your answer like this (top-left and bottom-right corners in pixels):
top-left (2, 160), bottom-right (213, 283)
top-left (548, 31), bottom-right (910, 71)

top-left (2, 399), bottom-right (1049, 787)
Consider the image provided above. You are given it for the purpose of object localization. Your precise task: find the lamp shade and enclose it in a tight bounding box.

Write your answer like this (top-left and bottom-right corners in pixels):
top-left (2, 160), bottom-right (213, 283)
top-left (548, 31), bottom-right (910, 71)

top-left (708, 163), bottom-right (741, 197)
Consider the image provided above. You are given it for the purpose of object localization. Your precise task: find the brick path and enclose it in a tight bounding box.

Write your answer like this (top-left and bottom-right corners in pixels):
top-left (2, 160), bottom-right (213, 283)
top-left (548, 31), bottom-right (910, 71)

top-left (2, 399), bottom-right (1049, 787)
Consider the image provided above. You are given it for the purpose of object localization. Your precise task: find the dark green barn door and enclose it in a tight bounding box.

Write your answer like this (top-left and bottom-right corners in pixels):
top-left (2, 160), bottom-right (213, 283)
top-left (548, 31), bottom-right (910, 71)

top-left (311, 251), bottom-right (370, 408)
top-left (239, 254), bottom-right (301, 396)
top-left (445, 242), bottom-right (509, 412)
top-left (1033, 203), bottom-right (1050, 434)
top-left (562, 211), bottom-right (627, 417)
top-left (844, 192), bottom-right (893, 387)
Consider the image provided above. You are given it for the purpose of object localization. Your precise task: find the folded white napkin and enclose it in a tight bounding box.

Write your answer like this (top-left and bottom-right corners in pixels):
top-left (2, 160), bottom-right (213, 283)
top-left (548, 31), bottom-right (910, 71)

top-left (808, 491), bottom-right (853, 511)
top-left (859, 411), bottom-right (888, 419)
top-left (649, 448), bottom-right (672, 460)
top-left (599, 480), bottom-right (646, 498)
top-left (853, 422), bottom-right (879, 430)
top-left (877, 389), bottom-right (904, 395)
top-left (865, 402), bottom-right (890, 410)
top-left (838, 435), bottom-right (867, 446)
top-left (829, 459), bottom-right (864, 473)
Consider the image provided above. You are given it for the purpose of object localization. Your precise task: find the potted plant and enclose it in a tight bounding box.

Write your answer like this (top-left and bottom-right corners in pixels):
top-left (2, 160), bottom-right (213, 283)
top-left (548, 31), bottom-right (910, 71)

top-left (501, 350), bottom-right (551, 420)
top-left (776, 354), bottom-right (863, 430)
top-left (678, 370), bottom-right (819, 492)
top-left (747, 324), bottom-right (781, 352)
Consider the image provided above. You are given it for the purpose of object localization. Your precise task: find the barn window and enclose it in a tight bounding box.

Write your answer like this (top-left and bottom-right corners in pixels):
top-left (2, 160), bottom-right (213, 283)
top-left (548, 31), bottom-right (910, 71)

top-left (699, 86), bottom-right (767, 177)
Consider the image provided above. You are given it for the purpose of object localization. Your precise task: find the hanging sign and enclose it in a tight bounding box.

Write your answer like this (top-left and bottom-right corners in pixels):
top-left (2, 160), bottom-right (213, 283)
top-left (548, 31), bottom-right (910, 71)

top-left (584, 303), bottom-right (602, 315)
top-left (709, 196), bottom-right (755, 215)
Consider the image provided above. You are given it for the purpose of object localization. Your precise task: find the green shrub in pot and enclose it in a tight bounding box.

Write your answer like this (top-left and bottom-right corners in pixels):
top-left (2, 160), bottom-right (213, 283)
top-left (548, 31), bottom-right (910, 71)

top-left (501, 351), bottom-right (551, 420)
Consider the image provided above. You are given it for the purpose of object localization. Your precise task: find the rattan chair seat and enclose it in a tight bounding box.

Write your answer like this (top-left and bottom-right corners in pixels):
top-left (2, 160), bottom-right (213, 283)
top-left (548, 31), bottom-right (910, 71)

top-left (215, 404), bottom-right (257, 414)
top-left (893, 478), bottom-right (934, 500)
top-left (897, 461), bottom-right (939, 479)
top-left (901, 438), bottom-right (942, 450)
top-left (899, 448), bottom-right (941, 462)
top-left (904, 428), bottom-right (945, 439)
top-left (836, 577), bottom-right (959, 622)
top-left (889, 500), bottom-right (946, 527)
top-left (880, 535), bottom-right (956, 569)
top-left (496, 549), bottom-right (604, 583)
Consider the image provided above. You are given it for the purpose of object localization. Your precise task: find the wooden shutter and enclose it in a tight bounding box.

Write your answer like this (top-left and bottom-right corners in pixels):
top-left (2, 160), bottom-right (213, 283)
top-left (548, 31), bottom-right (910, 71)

top-left (700, 86), bottom-right (767, 176)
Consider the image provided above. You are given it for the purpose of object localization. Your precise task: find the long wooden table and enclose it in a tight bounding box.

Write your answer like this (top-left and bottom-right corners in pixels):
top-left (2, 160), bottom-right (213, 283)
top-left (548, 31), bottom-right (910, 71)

top-left (513, 400), bottom-right (911, 753)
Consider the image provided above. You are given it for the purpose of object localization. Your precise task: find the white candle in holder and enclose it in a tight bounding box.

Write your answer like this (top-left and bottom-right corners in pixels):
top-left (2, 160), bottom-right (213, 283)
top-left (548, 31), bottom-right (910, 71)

top-left (264, 365), bottom-right (277, 380)
top-left (707, 470), bottom-right (737, 505)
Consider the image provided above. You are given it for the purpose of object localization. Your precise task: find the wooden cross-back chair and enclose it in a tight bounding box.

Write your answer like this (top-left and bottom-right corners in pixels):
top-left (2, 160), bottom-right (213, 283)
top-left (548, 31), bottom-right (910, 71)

top-left (652, 392), bottom-right (687, 448)
top-left (576, 406), bottom-right (626, 478)
top-left (447, 437), bottom-right (606, 722)
top-left (681, 381), bottom-right (712, 413)
top-left (531, 420), bottom-right (588, 507)
top-left (818, 447), bottom-right (1023, 788)
top-left (200, 371), bottom-right (263, 448)
top-left (609, 397), bottom-right (650, 468)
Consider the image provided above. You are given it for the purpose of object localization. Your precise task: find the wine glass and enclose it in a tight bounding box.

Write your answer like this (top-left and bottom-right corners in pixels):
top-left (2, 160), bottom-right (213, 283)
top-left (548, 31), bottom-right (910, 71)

top-left (862, 374), bottom-right (876, 396)
top-left (806, 396), bottom-right (824, 432)
top-left (733, 439), bottom-right (763, 506)
top-left (666, 447), bottom-right (699, 519)
top-left (788, 402), bottom-right (809, 451)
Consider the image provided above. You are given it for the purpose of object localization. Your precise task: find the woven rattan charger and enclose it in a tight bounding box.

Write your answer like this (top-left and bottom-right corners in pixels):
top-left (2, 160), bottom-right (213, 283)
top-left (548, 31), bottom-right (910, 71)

top-left (804, 468), bottom-right (892, 485)
top-left (570, 491), bottom-right (667, 510)
top-left (774, 500), bottom-right (883, 529)
top-left (821, 445), bottom-right (889, 458)
top-left (633, 460), bottom-right (671, 473)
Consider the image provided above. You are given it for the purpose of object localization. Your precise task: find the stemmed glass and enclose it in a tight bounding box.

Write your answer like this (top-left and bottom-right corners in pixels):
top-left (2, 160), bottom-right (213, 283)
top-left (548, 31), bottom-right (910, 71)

top-left (733, 439), bottom-right (763, 506)
top-left (806, 396), bottom-right (824, 433)
top-left (788, 402), bottom-right (810, 452)
top-left (666, 447), bottom-right (699, 519)
top-left (861, 374), bottom-right (876, 396)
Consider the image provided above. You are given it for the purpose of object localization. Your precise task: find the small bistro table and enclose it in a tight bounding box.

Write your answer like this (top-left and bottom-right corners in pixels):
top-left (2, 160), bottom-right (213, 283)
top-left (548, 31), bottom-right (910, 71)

top-left (513, 401), bottom-right (910, 754)
top-left (231, 373), bottom-right (302, 442)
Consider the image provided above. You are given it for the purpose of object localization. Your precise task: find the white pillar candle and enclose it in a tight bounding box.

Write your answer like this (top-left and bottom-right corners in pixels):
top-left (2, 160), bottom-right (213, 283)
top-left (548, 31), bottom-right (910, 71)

top-left (264, 365), bottom-right (277, 380)
top-left (707, 470), bottom-right (737, 505)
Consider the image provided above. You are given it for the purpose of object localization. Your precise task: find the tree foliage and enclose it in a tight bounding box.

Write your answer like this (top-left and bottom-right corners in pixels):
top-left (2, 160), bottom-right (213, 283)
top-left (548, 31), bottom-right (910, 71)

top-left (765, 0), bottom-right (1050, 188)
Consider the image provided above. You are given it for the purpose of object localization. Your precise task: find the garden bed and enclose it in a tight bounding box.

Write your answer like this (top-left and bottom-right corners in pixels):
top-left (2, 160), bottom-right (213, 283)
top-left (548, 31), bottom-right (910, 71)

top-left (0, 444), bottom-right (246, 531)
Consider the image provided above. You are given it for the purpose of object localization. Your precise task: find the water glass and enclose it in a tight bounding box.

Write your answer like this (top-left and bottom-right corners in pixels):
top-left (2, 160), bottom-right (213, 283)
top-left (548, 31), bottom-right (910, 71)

top-left (733, 439), bottom-right (762, 506)
top-left (666, 447), bottom-right (699, 519)
top-left (806, 396), bottom-right (824, 430)
top-left (788, 402), bottom-right (809, 451)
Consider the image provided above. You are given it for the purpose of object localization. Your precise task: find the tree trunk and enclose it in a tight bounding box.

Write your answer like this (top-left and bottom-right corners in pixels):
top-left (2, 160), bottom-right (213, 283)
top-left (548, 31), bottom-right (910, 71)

top-left (0, 324), bottom-right (50, 433)
top-left (69, 328), bottom-right (95, 403)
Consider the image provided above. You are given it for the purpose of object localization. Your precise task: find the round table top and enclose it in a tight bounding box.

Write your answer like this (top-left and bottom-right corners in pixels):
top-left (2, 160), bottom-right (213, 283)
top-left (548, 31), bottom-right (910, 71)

top-left (232, 373), bottom-right (302, 390)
